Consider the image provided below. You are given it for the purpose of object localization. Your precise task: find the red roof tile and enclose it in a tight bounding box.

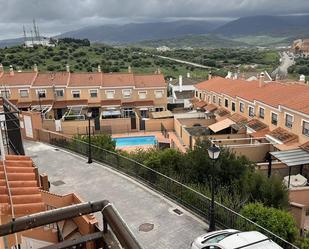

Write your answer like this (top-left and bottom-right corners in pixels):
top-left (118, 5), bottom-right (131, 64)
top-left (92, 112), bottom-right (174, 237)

top-left (195, 77), bottom-right (309, 115)
top-left (69, 72), bottom-right (101, 87)
top-left (0, 72), bottom-right (37, 86)
top-left (134, 74), bottom-right (166, 88)
top-left (33, 72), bottom-right (69, 86)
top-left (102, 73), bottom-right (134, 87)
top-left (101, 99), bottom-right (121, 106)
top-left (205, 104), bottom-right (217, 112)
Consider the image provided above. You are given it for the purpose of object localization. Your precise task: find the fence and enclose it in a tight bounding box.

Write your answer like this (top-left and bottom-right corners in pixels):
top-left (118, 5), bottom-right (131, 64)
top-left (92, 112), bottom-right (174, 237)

top-left (37, 129), bottom-right (299, 249)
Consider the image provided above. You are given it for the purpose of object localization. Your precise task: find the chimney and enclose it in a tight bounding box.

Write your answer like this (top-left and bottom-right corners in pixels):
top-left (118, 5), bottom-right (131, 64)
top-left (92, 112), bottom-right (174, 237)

top-left (9, 65), bottom-right (14, 76)
top-left (97, 65), bottom-right (101, 72)
top-left (157, 68), bottom-right (161, 74)
top-left (33, 64), bottom-right (38, 72)
top-left (0, 64), bottom-right (3, 72)
top-left (208, 71), bottom-right (212, 80)
top-left (128, 65), bottom-right (132, 73)
top-left (275, 74), bottom-right (279, 81)
top-left (259, 72), bottom-right (265, 87)
top-left (66, 64), bottom-right (70, 73)
top-left (179, 75), bottom-right (183, 93)
top-left (299, 74), bottom-right (305, 83)
top-left (187, 72), bottom-right (191, 78)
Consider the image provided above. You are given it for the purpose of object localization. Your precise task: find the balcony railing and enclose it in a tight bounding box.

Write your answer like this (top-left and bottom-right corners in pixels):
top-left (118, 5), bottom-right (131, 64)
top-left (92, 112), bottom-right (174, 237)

top-left (36, 129), bottom-right (299, 249)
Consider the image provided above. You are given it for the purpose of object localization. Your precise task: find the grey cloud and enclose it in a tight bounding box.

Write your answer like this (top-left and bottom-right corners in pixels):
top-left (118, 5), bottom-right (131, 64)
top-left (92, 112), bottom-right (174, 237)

top-left (0, 0), bottom-right (309, 39)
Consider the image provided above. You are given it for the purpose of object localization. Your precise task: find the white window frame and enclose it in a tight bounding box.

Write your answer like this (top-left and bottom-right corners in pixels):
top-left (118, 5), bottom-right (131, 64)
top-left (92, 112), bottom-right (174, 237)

top-left (122, 89), bottom-right (132, 99)
top-left (138, 91), bottom-right (147, 99)
top-left (19, 89), bottom-right (29, 98)
top-left (71, 90), bottom-right (81, 99)
top-left (55, 89), bottom-right (64, 97)
top-left (248, 106), bottom-right (255, 117)
top-left (0, 89), bottom-right (11, 98)
top-left (239, 102), bottom-right (244, 113)
top-left (212, 95), bottom-right (216, 103)
top-left (271, 111), bottom-right (278, 126)
top-left (259, 107), bottom-right (265, 119)
top-left (154, 90), bottom-right (164, 99)
top-left (302, 119), bottom-right (309, 137)
top-left (89, 89), bottom-right (98, 98)
top-left (105, 90), bottom-right (115, 99)
top-left (285, 113), bottom-right (294, 128)
top-left (36, 89), bottom-right (47, 98)
top-left (218, 98), bottom-right (222, 106)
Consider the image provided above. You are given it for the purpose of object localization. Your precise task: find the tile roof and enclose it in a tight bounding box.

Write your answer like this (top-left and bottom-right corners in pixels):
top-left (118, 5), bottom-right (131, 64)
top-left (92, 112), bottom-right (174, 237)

top-left (101, 99), bottom-right (121, 106)
top-left (268, 127), bottom-right (298, 144)
top-left (134, 74), bottom-right (166, 88)
top-left (205, 104), bottom-right (217, 112)
top-left (194, 100), bottom-right (207, 109)
top-left (195, 77), bottom-right (309, 115)
top-left (246, 119), bottom-right (268, 131)
top-left (69, 72), bottom-right (101, 87)
top-left (229, 113), bottom-right (247, 124)
top-left (31, 99), bottom-right (54, 106)
top-left (53, 100), bottom-right (88, 108)
top-left (0, 72), bottom-right (37, 86)
top-left (0, 155), bottom-right (45, 216)
top-left (215, 107), bottom-right (230, 117)
top-left (122, 100), bottom-right (154, 107)
top-left (102, 73), bottom-right (135, 87)
top-left (33, 72), bottom-right (69, 86)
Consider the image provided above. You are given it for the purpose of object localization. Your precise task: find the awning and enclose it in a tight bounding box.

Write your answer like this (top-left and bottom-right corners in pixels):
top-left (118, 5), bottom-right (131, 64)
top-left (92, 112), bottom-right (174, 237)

top-left (102, 110), bottom-right (121, 116)
top-left (205, 104), bottom-right (217, 112)
top-left (17, 102), bottom-right (32, 108)
top-left (151, 110), bottom-right (173, 119)
top-left (53, 100), bottom-right (88, 108)
top-left (101, 99), bottom-right (121, 107)
top-left (208, 118), bottom-right (235, 133)
top-left (270, 149), bottom-right (309, 167)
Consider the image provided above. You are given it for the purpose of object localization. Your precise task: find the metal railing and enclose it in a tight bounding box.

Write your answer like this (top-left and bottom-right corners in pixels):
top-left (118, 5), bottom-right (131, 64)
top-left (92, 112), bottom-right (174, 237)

top-left (0, 200), bottom-right (142, 249)
top-left (37, 129), bottom-right (299, 249)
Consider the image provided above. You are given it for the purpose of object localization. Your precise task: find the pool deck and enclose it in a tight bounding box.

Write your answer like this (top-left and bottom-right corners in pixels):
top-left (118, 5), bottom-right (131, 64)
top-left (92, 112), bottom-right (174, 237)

top-left (112, 131), bottom-right (187, 152)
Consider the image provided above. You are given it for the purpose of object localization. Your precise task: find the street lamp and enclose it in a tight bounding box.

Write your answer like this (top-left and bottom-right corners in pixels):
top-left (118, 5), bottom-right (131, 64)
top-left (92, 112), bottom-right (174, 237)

top-left (207, 143), bottom-right (221, 232)
top-left (86, 112), bottom-right (92, 164)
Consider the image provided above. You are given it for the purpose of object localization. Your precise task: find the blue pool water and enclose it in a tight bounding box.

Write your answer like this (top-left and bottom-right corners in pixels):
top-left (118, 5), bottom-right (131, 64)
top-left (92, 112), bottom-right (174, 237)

top-left (113, 136), bottom-right (157, 147)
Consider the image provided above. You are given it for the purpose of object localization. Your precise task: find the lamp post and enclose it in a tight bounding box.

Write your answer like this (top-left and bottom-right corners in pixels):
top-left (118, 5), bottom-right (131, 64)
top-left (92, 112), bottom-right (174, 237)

top-left (87, 112), bottom-right (93, 164)
top-left (207, 143), bottom-right (221, 232)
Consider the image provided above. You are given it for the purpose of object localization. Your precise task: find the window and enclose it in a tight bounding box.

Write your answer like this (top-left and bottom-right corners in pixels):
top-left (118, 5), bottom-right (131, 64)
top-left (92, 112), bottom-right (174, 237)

top-left (285, 113), bottom-right (293, 128)
top-left (123, 108), bottom-right (134, 118)
top-left (20, 89), bottom-right (29, 98)
top-left (248, 106), bottom-right (255, 117)
top-left (195, 91), bottom-right (198, 98)
top-left (271, 112), bottom-right (278, 126)
top-left (231, 102), bottom-right (236, 112)
top-left (138, 91), bottom-right (147, 99)
top-left (212, 95), bottom-right (216, 103)
top-left (89, 89), bottom-right (98, 98)
top-left (155, 107), bottom-right (164, 112)
top-left (303, 120), bottom-right (309, 136)
top-left (105, 90), bottom-right (115, 99)
top-left (37, 90), bottom-right (46, 98)
top-left (218, 98), bottom-right (222, 106)
top-left (0, 90), bottom-right (10, 98)
top-left (199, 93), bottom-right (202, 99)
top-left (239, 102), bottom-right (244, 113)
top-left (122, 89), bottom-right (132, 98)
top-left (155, 90), bottom-right (164, 99)
top-left (55, 89), bottom-right (64, 97)
top-left (207, 95), bottom-right (211, 103)
top-left (72, 90), bottom-right (80, 98)
top-left (224, 99), bottom-right (229, 108)
top-left (259, 107), bottom-right (265, 119)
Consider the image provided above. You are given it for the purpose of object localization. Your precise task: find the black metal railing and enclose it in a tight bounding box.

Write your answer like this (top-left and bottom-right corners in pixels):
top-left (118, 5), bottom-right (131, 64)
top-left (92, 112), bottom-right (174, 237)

top-left (37, 129), bottom-right (299, 249)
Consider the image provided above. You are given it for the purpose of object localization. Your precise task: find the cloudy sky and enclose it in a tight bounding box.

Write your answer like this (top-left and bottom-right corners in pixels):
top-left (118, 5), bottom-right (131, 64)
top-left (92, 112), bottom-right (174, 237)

top-left (0, 0), bottom-right (309, 39)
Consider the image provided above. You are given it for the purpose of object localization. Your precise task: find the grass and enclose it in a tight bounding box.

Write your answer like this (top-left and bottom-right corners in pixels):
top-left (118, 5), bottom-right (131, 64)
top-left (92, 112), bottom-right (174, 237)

top-left (232, 35), bottom-right (290, 47)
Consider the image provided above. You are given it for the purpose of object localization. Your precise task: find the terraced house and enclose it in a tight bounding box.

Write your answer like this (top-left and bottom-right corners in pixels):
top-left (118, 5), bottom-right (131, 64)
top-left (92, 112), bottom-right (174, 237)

top-left (0, 65), bottom-right (167, 123)
top-left (194, 75), bottom-right (309, 147)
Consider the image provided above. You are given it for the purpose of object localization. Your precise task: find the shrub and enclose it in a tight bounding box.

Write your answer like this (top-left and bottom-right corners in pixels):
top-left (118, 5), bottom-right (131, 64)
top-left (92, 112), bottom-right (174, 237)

top-left (241, 203), bottom-right (298, 242)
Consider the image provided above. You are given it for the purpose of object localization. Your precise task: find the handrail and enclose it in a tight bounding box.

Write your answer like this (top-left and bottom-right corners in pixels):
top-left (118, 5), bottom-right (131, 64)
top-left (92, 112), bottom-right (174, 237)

top-left (0, 200), bottom-right (143, 249)
top-left (41, 130), bottom-right (299, 249)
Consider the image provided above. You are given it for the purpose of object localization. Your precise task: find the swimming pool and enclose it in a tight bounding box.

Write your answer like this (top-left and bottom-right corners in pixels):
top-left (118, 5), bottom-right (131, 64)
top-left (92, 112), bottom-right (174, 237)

top-left (113, 136), bottom-right (157, 147)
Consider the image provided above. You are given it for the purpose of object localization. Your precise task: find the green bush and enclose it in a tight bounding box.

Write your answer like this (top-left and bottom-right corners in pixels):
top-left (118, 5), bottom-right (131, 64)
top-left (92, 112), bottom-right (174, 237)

top-left (241, 203), bottom-right (298, 243)
top-left (72, 134), bottom-right (116, 151)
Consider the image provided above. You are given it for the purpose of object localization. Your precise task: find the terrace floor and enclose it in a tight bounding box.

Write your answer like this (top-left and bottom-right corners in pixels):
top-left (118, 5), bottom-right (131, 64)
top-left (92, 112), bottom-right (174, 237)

top-left (24, 140), bottom-right (207, 249)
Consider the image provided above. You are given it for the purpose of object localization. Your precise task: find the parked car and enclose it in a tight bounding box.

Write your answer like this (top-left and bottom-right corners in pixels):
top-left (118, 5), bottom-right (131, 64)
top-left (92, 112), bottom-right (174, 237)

top-left (191, 229), bottom-right (283, 249)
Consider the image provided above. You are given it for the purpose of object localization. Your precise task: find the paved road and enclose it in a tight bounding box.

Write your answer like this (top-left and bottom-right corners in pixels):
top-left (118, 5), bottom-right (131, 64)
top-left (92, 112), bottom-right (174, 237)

top-left (272, 52), bottom-right (294, 78)
top-left (156, 55), bottom-right (211, 69)
top-left (24, 140), bottom-right (208, 249)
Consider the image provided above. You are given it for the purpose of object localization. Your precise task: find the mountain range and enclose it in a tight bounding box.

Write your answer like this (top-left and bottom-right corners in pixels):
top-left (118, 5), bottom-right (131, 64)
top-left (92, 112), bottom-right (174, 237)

top-left (1, 15), bottom-right (309, 48)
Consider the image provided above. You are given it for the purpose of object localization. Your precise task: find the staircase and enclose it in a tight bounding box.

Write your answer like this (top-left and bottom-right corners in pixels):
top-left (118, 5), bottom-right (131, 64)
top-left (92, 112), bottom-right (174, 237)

top-left (0, 155), bottom-right (45, 216)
